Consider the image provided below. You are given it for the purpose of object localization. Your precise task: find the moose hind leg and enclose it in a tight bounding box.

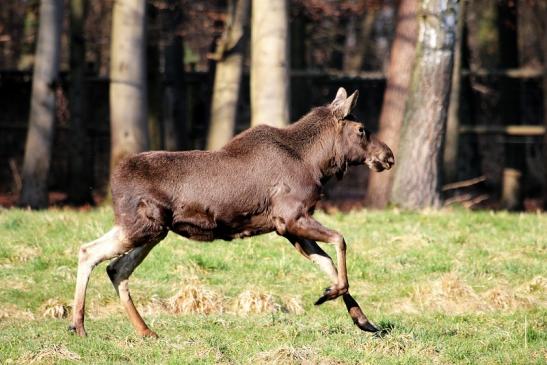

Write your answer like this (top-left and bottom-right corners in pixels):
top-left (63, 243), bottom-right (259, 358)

top-left (70, 227), bottom-right (130, 337)
top-left (287, 237), bottom-right (379, 333)
top-left (106, 240), bottom-right (160, 337)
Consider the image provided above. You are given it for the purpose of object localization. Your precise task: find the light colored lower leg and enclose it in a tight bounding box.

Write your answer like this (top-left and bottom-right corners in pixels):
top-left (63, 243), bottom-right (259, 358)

top-left (107, 242), bottom-right (158, 337)
top-left (71, 227), bottom-right (128, 336)
top-left (333, 236), bottom-right (348, 289)
top-left (294, 239), bottom-right (339, 284)
top-left (309, 253), bottom-right (338, 285)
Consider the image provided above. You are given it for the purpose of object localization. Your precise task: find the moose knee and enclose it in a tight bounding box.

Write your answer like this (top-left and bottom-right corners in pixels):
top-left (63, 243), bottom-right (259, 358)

top-left (78, 246), bottom-right (91, 264)
top-left (332, 234), bottom-right (346, 251)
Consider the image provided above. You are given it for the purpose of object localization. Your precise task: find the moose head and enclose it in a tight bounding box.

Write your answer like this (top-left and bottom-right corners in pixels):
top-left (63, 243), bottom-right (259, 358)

top-left (329, 87), bottom-right (395, 174)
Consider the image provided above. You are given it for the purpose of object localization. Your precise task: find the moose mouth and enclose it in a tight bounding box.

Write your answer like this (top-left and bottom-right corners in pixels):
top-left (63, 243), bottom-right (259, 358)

top-left (367, 157), bottom-right (394, 172)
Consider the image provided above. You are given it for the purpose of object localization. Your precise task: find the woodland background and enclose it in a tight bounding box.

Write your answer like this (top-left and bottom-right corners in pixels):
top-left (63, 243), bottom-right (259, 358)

top-left (0, 0), bottom-right (546, 211)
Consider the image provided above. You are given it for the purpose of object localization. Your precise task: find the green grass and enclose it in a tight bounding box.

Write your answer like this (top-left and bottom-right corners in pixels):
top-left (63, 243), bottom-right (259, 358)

top-left (0, 207), bottom-right (545, 364)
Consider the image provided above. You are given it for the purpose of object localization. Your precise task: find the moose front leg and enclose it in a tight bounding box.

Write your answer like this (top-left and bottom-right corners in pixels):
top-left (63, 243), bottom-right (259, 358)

top-left (287, 237), bottom-right (379, 333)
top-left (284, 215), bottom-right (349, 304)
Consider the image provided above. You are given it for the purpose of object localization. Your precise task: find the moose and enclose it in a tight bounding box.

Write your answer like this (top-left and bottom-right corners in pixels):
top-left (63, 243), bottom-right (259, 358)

top-left (69, 87), bottom-right (394, 337)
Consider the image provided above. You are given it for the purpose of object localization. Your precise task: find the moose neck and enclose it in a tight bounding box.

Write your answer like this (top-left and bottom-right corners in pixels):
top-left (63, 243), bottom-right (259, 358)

top-left (286, 107), bottom-right (347, 183)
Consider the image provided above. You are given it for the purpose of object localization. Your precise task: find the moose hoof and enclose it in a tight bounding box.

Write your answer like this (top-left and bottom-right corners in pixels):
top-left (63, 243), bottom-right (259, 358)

top-left (314, 286), bottom-right (348, 306)
top-left (355, 319), bottom-right (380, 333)
top-left (68, 324), bottom-right (87, 337)
top-left (140, 329), bottom-right (159, 338)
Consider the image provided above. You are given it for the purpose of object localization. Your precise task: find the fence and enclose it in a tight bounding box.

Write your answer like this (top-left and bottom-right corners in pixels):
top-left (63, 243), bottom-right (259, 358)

top-left (0, 68), bottom-right (544, 206)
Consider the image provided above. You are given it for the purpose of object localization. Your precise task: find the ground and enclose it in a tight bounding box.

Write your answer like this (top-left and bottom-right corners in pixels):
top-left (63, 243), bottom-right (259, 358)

top-left (0, 207), bottom-right (545, 364)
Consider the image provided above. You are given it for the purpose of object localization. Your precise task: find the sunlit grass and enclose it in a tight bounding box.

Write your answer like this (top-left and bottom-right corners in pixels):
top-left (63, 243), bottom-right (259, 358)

top-left (0, 207), bottom-right (545, 364)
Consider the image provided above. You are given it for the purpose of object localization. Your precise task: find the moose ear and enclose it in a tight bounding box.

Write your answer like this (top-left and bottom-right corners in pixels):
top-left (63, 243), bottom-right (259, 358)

top-left (332, 89), bottom-right (359, 119)
top-left (331, 87), bottom-right (348, 105)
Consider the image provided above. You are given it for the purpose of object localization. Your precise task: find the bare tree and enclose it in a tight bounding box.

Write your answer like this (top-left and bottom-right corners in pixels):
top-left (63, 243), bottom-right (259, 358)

top-left (365, 0), bottom-right (418, 208)
top-left (19, 0), bottom-right (64, 208)
top-left (207, 0), bottom-right (250, 150)
top-left (68, 0), bottom-right (93, 205)
top-left (250, 0), bottom-right (289, 127)
top-left (109, 0), bottom-right (148, 172)
top-left (390, 0), bottom-right (459, 209)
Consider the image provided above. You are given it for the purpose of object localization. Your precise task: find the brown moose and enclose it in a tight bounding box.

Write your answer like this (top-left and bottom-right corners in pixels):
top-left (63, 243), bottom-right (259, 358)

top-left (69, 87), bottom-right (394, 337)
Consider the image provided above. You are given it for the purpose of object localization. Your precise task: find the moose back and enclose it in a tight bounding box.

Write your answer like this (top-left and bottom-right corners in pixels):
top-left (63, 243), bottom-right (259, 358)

top-left (69, 87), bottom-right (394, 338)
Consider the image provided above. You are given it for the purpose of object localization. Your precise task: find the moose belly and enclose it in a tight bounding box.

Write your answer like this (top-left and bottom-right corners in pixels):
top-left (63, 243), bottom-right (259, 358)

top-left (171, 208), bottom-right (274, 242)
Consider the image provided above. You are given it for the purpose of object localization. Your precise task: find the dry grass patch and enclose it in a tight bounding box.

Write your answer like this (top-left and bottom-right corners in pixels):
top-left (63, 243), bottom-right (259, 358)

top-left (235, 290), bottom-right (281, 314)
top-left (282, 296), bottom-right (305, 315)
top-left (0, 303), bottom-right (35, 321)
top-left (167, 280), bottom-right (224, 315)
top-left (520, 276), bottom-right (546, 297)
top-left (409, 273), bottom-right (546, 314)
top-left (0, 277), bottom-right (33, 292)
top-left (40, 298), bottom-right (70, 319)
top-left (17, 344), bottom-right (81, 364)
top-left (10, 246), bottom-right (40, 263)
top-left (414, 273), bottom-right (488, 314)
top-left (254, 346), bottom-right (316, 364)
top-left (361, 333), bottom-right (438, 358)
top-left (234, 290), bottom-right (304, 315)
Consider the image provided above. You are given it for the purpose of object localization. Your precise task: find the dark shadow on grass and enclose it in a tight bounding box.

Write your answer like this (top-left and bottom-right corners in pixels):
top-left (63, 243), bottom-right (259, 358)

top-left (372, 319), bottom-right (397, 338)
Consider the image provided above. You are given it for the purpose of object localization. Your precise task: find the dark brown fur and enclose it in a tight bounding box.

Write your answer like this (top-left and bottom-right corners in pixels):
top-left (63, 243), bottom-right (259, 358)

top-left (112, 107), bottom-right (392, 244)
top-left (70, 88), bottom-right (394, 337)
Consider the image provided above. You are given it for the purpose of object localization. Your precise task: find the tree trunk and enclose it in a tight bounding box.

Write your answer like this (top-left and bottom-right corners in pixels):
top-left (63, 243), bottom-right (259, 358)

top-left (207, 0), bottom-right (250, 150)
top-left (67, 0), bottom-right (93, 205)
top-left (543, 4), bottom-right (547, 210)
top-left (18, 3), bottom-right (39, 70)
top-left (161, 0), bottom-right (185, 151)
top-left (19, 0), bottom-right (63, 208)
top-left (498, 1), bottom-right (521, 210)
top-left (465, 1), bottom-right (503, 194)
top-left (365, 0), bottom-right (418, 208)
top-left (147, 4), bottom-right (163, 152)
top-left (343, 10), bottom-right (376, 74)
top-left (290, 11), bottom-right (309, 120)
top-left (443, 0), bottom-right (466, 184)
top-left (109, 0), bottom-right (148, 172)
top-left (390, 0), bottom-right (459, 209)
top-left (250, 0), bottom-right (289, 127)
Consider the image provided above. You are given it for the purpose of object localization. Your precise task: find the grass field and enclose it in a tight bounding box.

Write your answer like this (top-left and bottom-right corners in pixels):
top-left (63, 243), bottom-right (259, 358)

top-left (0, 207), bottom-right (545, 364)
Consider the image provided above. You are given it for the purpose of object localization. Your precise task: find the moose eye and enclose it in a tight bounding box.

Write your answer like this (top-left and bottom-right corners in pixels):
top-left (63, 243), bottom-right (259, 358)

top-left (358, 126), bottom-right (365, 135)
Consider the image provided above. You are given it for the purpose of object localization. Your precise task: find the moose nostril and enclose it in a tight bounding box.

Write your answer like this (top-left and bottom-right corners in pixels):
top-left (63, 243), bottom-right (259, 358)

top-left (387, 156), bottom-right (394, 164)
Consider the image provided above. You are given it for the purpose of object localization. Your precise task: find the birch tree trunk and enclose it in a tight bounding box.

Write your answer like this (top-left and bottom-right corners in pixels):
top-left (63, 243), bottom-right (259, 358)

top-left (19, 0), bottom-right (63, 208)
top-left (443, 0), bottom-right (466, 184)
top-left (68, 0), bottom-right (93, 204)
top-left (207, 0), bottom-right (250, 150)
top-left (250, 0), bottom-right (289, 127)
top-left (365, 0), bottom-right (418, 208)
top-left (390, 0), bottom-right (459, 209)
top-left (109, 0), bottom-right (148, 172)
